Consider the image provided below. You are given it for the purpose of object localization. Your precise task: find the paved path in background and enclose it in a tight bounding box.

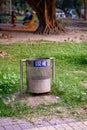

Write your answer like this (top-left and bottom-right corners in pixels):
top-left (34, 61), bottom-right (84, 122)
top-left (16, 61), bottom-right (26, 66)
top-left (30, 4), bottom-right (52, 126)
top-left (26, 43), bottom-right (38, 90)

top-left (0, 117), bottom-right (87, 130)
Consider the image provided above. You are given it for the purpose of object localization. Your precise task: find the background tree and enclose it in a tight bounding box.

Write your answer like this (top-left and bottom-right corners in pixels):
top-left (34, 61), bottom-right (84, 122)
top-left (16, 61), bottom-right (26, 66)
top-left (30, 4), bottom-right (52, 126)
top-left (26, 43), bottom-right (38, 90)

top-left (73, 0), bottom-right (84, 18)
top-left (27, 0), bottom-right (66, 34)
top-left (56, 0), bottom-right (74, 17)
top-left (0, 1), bottom-right (3, 13)
top-left (84, 0), bottom-right (87, 20)
top-left (56, 0), bottom-right (84, 18)
top-left (0, 0), bottom-right (10, 13)
top-left (74, 0), bottom-right (87, 20)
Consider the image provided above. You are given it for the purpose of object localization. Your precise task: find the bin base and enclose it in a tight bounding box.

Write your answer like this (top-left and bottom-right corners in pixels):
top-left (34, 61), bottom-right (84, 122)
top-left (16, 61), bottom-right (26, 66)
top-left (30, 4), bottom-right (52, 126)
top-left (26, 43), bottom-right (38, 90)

top-left (26, 79), bottom-right (50, 94)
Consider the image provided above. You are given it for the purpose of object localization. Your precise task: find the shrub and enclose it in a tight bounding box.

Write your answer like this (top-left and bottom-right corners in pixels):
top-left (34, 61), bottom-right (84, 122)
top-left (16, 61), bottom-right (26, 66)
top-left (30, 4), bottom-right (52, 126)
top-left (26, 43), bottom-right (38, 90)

top-left (0, 71), bottom-right (19, 94)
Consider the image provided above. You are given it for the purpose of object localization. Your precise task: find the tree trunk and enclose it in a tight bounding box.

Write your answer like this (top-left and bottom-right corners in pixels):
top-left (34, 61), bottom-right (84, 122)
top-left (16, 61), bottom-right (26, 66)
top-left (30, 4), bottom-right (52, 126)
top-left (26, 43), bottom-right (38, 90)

top-left (27, 0), bottom-right (66, 34)
top-left (84, 0), bottom-right (87, 20)
top-left (76, 8), bottom-right (81, 19)
top-left (0, 1), bottom-right (4, 13)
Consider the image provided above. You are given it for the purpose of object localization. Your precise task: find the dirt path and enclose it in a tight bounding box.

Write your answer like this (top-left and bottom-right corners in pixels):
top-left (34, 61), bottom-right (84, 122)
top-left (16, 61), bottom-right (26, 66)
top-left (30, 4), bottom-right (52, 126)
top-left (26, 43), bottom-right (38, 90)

top-left (0, 28), bottom-right (87, 44)
top-left (0, 19), bottom-right (87, 44)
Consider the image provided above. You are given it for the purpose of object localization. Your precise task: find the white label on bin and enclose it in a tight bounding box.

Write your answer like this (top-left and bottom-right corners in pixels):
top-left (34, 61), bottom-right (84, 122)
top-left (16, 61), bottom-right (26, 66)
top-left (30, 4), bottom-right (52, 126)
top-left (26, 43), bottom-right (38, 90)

top-left (34, 60), bottom-right (48, 67)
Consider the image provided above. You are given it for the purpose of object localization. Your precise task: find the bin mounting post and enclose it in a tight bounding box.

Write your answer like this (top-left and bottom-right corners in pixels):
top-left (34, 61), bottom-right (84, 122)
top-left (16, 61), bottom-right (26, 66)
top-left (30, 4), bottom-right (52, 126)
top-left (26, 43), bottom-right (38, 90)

top-left (20, 59), bottom-right (26, 96)
top-left (50, 57), bottom-right (55, 83)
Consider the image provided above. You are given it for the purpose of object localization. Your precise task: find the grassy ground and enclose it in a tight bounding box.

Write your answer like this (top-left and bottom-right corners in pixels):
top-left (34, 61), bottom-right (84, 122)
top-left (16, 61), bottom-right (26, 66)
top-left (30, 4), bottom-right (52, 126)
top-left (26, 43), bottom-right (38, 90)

top-left (0, 40), bottom-right (87, 119)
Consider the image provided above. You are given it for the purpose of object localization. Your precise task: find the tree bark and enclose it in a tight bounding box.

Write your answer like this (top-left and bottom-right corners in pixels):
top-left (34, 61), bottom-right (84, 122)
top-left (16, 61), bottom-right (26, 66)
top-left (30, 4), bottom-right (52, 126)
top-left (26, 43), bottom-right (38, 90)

top-left (0, 1), bottom-right (4, 13)
top-left (27, 0), bottom-right (66, 34)
top-left (84, 0), bottom-right (87, 20)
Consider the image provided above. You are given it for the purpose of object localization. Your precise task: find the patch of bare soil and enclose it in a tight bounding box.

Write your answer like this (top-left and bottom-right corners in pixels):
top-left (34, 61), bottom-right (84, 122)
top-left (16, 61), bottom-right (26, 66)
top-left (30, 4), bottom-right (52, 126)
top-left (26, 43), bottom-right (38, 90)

top-left (13, 91), bottom-right (60, 107)
top-left (20, 94), bottom-right (59, 107)
top-left (81, 81), bottom-right (87, 89)
top-left (0, 50), bottom-right (9, 57)
top-left (0, 32), bottom-right (12, 39)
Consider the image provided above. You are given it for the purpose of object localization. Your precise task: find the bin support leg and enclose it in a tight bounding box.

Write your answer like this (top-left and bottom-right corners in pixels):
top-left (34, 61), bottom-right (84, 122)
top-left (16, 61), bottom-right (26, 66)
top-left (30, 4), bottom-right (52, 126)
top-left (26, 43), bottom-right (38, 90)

top-left (50, 57), bottom-right (55, 83)
top-left (20, 59), bottom-right (26, 96)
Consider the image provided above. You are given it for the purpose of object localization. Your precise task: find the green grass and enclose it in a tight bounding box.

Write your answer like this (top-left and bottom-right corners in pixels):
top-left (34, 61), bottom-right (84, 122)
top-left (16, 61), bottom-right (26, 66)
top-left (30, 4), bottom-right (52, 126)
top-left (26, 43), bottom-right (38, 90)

top-left (0, 41), bottom-right (87, 118)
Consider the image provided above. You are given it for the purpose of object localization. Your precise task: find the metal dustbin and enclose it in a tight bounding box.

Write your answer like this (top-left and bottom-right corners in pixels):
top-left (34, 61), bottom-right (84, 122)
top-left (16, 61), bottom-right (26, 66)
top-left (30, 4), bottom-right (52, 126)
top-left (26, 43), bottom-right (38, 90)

top-left (20, 57), bottom-right (55, 94)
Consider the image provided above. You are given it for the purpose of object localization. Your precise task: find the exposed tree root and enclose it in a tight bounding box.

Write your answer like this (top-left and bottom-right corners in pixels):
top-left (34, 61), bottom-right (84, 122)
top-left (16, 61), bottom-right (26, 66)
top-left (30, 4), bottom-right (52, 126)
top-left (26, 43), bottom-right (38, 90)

top-left (35, 22), bottom-right (67, 34)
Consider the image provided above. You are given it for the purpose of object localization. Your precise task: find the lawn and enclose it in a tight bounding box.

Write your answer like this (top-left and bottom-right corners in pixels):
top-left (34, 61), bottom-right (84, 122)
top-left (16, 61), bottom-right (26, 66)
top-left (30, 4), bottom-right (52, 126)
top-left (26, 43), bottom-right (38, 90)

top-left (0, 41), bottom-right (87, 119)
